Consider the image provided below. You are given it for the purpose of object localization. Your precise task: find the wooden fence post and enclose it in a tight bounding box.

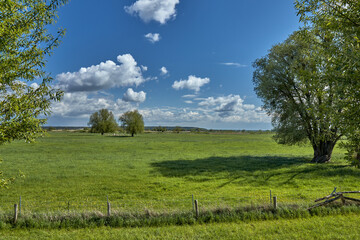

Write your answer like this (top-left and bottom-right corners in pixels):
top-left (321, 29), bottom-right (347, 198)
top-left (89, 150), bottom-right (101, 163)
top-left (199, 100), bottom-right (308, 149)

top-left (270, 190), bottom-right (272, 204)
top-left (194, 200), bottom-right (199, 218)
top-left (273, 196), bottom-right (277, 209)
top-left (107, 196), bottom-right (111, 216)
top-left (192, 194), bottom-right (194, 211)
top-left (19, 196), bottom-right (21, 216)
top-left (14, 204), bottom-right (18, 223)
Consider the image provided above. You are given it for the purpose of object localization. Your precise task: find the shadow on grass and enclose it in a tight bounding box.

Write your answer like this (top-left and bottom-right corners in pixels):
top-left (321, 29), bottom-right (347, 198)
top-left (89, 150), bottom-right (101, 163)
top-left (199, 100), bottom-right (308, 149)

top-left (151, 156), bottom-right (308, 177)
top-left (152, 156), bottom-right (359, 187)
top-left (106, 135), bottom-right (133, 138)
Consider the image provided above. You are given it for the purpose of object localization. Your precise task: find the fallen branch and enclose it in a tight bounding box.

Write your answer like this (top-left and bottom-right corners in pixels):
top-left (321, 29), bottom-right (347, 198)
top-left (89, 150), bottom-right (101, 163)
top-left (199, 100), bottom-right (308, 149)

top-left (343, 196), bottom-right (360, 203)
top-left (315, 191), bottom-right (360, 202)
top-left (308, 195), bottom-right (341, 210)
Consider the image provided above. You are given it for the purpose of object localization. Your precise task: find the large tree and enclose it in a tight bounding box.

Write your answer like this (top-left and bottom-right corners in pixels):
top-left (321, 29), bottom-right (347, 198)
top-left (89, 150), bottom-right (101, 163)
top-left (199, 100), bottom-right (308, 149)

top-left (119, 110), bottom-right (144, 137)
top-left (253, 30), bottom-right (343, 163)
top-left (88, 109), bottom-right (118, 135)
top-left (295, 0), bottom-right (360, 165)
top-left (0, 0), bottom-right (67, 187)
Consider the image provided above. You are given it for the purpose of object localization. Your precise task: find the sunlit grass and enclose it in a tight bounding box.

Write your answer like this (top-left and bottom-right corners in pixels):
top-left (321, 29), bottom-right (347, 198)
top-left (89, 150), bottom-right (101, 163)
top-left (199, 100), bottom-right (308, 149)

top-left (0, 131), bottom-right (358, 213)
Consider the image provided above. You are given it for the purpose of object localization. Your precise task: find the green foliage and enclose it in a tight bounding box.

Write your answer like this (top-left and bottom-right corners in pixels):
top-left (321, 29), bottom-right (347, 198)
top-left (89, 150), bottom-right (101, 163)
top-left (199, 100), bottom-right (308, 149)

top-left (88, 109), bottom-right (118, 135)
top-left (0, 0), bottom-right (66, 144)
top-left (341, 133), bottom-right (360, 168)
top-left (294, 0), bottom-right (360, 165)
top-left (0, 0), bottom-right (67, 189)
top-left (119, 110), bottom-right (144, 137)
top-left (253, 30), bottom-right (342, 162)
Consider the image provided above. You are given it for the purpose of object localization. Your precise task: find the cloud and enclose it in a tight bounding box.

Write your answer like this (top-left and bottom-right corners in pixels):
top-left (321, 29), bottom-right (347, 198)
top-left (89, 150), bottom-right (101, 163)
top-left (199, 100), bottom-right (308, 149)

top-left (182, 94), bottom-right (197, 98)
top-left (125, 0), bottom-right (180, 24)
top-left (50, 92), bottom-right (270, 127)
top-left (51, 92), bottom-right (135, 118)
top-left (160, 66), bottom-right (168, 75)
top-left (172, 75), bottom-right (210, 92)
top-left (30, 83), bottom-right (40, 89)
top-left (139, 94), bottom-right (269, 125)
top-left (220, 62), bottom-right (247, 68)
top-left (197, 94), bottom-right (268, 122)
top-left (145, 33), bottom-right (161, 43)
top-left (140, 108), bottom-right (203, 123)
top-left (184, 100), bottom-right (193, 104)
top-left (122, 88), bottom-right (146, 102)
top-left (56, 54), bottom-right (147, 92)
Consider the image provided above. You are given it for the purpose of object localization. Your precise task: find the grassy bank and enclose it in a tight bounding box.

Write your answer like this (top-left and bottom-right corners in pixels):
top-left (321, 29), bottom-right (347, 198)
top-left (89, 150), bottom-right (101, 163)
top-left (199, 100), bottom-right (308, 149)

top-left (1, 213), bottom-right (360, 239)
top-left (0, 204), bottom-right (359, 230)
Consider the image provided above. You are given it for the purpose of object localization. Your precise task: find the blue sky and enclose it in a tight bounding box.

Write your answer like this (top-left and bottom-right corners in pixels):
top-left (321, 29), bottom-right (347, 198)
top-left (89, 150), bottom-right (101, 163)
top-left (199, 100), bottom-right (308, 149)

top-left (46, 0), bottom-right (301, 129)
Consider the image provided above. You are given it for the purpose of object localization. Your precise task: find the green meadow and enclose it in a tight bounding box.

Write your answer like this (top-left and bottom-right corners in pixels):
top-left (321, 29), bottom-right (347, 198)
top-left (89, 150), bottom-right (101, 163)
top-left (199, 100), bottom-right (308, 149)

top-left (0, 131), bottom-right (358, 213)
top-left (1, 131), bottom-right (360, 238)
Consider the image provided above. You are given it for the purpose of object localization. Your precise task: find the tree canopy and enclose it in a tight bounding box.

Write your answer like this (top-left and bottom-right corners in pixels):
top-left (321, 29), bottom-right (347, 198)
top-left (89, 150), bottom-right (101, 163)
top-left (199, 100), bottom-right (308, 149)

top-left (253, 30), bottom-right (343, 163)
top-left (0, 0), bottom-right (67, 188)
top-left (295, 0), bottom-right (360, 165)
top-left (119, 110), bottom-right (144, 137)
top-left (253, 1), bottom-right (360, 164)
top-left (0, 0), bottom-right (67, 144)
top-left (88, 109), bottom-right (118, 135)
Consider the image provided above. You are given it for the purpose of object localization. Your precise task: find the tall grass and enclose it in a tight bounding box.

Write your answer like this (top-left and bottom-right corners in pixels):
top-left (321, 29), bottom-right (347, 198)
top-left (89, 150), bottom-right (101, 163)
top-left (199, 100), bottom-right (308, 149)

top-left (0, 203), bottom-right (359, 230)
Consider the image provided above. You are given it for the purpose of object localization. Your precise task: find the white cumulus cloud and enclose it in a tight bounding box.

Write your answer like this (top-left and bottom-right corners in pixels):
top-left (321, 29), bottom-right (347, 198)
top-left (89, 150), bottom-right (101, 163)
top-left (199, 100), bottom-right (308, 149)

top-left (197, 94), bottom-right (269, 122)
top-left (56, 54), bottom-right (146, 92)
top-left (160, 66), bottom-right (168, 75)
top-left (125, 0), bottom-right (180, 24)
top-left (172, 75), bottom-right (210, 92)
top-left (51, 92), bottom-right (135, 118)
top-left (145, 33), bottom-right (161, 43)
top-left (122, 88), bottom-right (146, 103)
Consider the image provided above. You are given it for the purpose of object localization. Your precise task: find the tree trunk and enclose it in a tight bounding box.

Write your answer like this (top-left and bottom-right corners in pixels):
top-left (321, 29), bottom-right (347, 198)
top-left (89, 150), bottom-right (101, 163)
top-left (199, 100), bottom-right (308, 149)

top-left (311, 140), bottom-right (336, 163)
top-left (131, 132), bottom-right (134, 137)
top-left (101, 132), bottom-right (104, 135)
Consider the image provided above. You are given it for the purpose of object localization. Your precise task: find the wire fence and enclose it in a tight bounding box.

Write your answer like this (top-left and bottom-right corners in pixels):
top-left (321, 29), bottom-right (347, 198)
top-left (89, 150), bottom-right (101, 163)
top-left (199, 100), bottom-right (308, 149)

top-left (0, 190), bottom-right (333, 214)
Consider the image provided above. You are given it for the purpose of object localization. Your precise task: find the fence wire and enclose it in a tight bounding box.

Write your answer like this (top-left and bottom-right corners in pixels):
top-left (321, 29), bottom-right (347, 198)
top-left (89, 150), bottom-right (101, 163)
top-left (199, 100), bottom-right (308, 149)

top-left (0, 189), bottom-right (334, 214)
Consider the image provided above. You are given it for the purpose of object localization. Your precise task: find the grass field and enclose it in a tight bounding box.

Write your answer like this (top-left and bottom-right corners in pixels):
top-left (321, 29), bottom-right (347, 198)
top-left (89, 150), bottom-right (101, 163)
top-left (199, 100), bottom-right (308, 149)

top-left (0, 131), bottom-right (358, 213)
top-left (1, 131), bottom-right (360, 238)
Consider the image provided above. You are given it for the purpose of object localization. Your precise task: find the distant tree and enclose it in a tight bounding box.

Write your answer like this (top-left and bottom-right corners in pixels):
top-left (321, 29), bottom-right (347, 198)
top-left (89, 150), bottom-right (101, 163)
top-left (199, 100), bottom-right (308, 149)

top-left (172, 126), bottom-right (183, 134)
top-left (154, 126), bottom-right (167, 132)
top-left (253, 30), bottom-right (343, 163)
top-left (47, 127), bottom-right (56, 132)
top-left (88, 109), bottom-right (118, 135)
top-left (119, 110), bottom-right (144, 137)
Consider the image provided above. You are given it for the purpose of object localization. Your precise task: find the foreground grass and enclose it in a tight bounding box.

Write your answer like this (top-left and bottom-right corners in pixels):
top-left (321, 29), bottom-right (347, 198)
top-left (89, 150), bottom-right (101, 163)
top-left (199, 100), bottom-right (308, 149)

top-left (0, 132), bottom-right (358, 213)
top-left (2, 213), bottom-right (360, 239)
